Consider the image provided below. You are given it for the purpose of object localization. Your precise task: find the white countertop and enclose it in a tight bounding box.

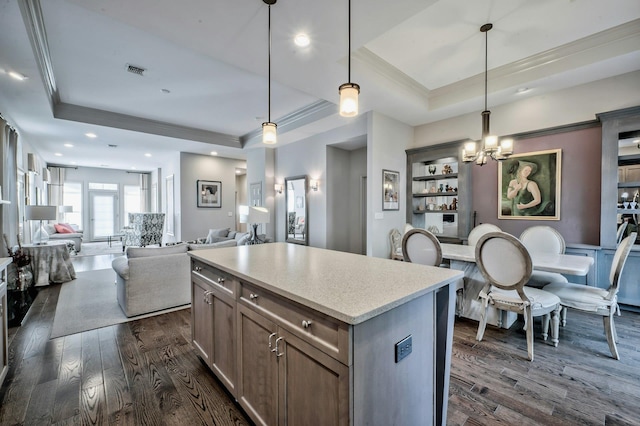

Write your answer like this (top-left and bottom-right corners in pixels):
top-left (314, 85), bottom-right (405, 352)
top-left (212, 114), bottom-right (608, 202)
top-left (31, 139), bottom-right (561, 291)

top-left (441, 243), bottom-right (594, 276)
top-left (189, 243), bottom-right (463, 325)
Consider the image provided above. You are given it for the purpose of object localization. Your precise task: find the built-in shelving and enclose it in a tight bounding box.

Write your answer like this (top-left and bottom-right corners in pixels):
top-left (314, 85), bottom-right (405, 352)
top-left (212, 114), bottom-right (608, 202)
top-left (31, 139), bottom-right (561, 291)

top-left (413, 210), bottom-right (458, 214)
top-left (413, 173), bottom-right (458, 181)
top-left (0, 200), bottom-right (10, 204)
top-left (413, 192), bottom-right (458, 197)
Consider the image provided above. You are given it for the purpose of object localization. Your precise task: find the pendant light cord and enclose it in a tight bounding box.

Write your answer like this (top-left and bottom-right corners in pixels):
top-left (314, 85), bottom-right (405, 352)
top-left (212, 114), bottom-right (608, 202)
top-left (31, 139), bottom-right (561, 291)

top-left (347, 0), bottom-right (351, 83)
top-left (268, 4), bottom-right (272, 123)
top-left (484, 28), bottom-right (488, 112)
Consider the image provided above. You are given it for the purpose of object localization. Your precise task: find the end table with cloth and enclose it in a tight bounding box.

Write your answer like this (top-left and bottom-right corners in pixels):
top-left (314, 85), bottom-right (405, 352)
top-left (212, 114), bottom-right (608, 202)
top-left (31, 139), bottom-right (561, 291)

top-left (22, 241), bottom-right (76, 286)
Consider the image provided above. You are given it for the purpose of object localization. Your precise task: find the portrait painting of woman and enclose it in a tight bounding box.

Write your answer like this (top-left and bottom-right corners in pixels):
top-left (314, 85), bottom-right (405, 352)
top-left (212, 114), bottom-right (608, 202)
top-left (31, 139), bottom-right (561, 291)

top-left (498, 149), bottom-right (561, 220)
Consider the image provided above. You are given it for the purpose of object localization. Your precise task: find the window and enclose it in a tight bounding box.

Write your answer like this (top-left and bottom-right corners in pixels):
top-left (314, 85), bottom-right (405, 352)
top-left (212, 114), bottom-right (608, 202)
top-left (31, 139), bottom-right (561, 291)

top-left (123, 185), bottom-right (141, 225)
top-left (63, 182), bottom-right (82, 225)
top-left (88, 183), bottom-right (118, 191)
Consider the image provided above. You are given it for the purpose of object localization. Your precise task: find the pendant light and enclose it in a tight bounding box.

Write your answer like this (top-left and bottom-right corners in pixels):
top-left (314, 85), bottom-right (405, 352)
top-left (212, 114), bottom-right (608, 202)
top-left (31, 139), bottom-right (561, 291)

top-left (338, 0), bottom-right (360, 117)
top-left (262, 0), bottom-right (277, 144)
top-left (462, 23), bottom-right (514, 165)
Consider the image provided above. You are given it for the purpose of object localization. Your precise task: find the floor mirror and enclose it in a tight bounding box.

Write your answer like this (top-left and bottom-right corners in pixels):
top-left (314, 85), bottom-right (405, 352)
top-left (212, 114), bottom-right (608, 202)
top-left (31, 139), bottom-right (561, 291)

top-left (285, 175), bottom-right (308, 245)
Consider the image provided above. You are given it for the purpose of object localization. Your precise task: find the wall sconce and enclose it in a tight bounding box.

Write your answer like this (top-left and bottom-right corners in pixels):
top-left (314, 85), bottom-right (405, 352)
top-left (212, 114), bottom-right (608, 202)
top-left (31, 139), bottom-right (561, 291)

top-left (310, 179), bottom-right (319, 191)
top-left (274, 184), bottom-right (283, 194)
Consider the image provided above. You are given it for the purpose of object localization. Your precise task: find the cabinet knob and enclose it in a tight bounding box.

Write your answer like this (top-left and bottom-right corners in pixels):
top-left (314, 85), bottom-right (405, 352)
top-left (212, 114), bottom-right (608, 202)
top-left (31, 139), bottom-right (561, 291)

top-left (249, 293), bottom-right (259, 301)
top-left (302, 320), bottom-right (312, 329)
top-left (194, 266), bottom-right (202, 272)
top-left (217, 277), bottom-right (225, 284)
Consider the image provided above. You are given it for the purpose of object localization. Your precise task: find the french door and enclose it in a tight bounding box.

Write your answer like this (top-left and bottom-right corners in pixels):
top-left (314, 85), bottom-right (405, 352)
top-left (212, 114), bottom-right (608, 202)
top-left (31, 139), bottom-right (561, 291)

top-left (89, 191), bottom-right (118, 240)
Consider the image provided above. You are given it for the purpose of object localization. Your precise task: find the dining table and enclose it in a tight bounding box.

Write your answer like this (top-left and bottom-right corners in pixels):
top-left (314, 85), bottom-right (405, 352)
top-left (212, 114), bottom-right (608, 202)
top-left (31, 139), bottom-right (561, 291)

top-left (441, 243), bottom-right (595, 328)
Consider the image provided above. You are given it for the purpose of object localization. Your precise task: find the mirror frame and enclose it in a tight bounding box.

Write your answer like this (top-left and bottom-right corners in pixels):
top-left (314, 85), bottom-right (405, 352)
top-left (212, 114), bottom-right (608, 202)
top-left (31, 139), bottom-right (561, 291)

top-left (285, 175), bottom-right (309, 245)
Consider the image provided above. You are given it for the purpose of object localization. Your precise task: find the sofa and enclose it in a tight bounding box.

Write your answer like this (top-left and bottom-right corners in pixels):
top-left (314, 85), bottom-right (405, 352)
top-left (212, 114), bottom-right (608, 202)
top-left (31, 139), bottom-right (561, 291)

top-left (43, 223), bottom-right (83, 252)
top-left (112, 244), bottom-right (191, 317)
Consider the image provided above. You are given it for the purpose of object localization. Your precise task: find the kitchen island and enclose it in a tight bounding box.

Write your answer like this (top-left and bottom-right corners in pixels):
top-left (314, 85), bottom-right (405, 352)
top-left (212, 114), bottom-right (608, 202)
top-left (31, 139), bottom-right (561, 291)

top-left (189, 243), bottom-right (463, 426)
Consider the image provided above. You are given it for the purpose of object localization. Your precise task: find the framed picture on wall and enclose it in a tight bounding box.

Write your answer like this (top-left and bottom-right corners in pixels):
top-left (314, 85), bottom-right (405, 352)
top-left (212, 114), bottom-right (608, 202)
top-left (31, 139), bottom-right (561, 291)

top-left (197, 180), bottom-right (222, 208)
top-left (382, 169), bottom-right (400, 211)
top-left (250, 181), bottom-right (262, 207)
top-left (498, 149), bottom-right (561, 220)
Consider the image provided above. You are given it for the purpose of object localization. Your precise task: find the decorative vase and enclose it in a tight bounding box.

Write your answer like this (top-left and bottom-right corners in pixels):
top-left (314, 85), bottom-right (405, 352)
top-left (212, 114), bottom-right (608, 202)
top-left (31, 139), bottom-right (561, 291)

top-left (428, 165), bottom-right (437, 175)
top-left (8, 265), bottom-right (33, 291)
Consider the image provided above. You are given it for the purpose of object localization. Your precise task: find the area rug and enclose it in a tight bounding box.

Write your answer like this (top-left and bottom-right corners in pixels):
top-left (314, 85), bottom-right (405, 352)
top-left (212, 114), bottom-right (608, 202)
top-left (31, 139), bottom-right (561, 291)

top-left (50, 268), bottom-right (189, 339)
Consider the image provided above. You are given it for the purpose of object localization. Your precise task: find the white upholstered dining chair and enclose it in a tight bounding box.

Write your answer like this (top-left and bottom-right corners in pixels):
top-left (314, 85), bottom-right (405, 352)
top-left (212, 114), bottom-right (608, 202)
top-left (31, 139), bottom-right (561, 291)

top-left (519, 226), bottom-right (569, 288)
top-left (402, 228), bottom-right (442, 267)
top-left (475, 232), bottom-right (561, 361)
top-left (544, 232), bottom-right (636, 360)
top-left (467, 223), bottom-right (501, 246)
top-left (389, 228), bottom-right (404, 261)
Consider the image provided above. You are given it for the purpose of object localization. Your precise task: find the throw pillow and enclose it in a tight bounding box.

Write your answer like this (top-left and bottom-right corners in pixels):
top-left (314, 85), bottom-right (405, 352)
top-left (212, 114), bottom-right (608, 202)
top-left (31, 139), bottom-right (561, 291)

top-left (228, 231), bottom-right (237, 239)
top-left (127, 244), bottom-right (188, 258)
top-left (205, 228), bottom-right (230, 244)
top-left (54, 223), bottom-right (75, 234)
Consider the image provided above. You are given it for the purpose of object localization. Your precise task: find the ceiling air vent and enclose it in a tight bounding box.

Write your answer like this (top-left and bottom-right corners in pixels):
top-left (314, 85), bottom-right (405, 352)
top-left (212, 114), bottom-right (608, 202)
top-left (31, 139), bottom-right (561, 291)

top-left (126, 64), bottom-right (146, 76)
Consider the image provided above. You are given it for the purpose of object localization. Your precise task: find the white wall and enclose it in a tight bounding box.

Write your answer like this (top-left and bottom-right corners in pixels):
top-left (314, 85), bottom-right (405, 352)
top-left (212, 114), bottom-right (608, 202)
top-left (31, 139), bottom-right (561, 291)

top-left (245, 147), bottom-right (275, 240)
top-left (367, 111), bottom-right (414, 258)
top-left (414, 70), bottom-right (640, 147)
top-left (179, 152), bottom-right (246, 242)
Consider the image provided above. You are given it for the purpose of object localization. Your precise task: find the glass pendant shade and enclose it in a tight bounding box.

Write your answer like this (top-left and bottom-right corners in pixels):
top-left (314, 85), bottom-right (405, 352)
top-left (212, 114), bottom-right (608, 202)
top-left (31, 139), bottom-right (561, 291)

top-left (262, 122), bottom-right (277, 145)
top-left (339, 83), bottom-right (360, 117)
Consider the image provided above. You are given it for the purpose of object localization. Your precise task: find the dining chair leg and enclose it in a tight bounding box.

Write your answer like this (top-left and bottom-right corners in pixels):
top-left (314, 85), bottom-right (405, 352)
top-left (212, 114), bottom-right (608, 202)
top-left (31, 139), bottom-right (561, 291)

top-left (603, 312), bottom-right (620, 360)
top-left (541, 314), bottom-right (550, 341)
top-left (550, 305), bottom-right (560, 347)
top-left (524, 306), bottom-right (534, 361)
top-left (560, 305), bottom-right (567, 327)
top-left (476, 298), bottom-right (489, 342)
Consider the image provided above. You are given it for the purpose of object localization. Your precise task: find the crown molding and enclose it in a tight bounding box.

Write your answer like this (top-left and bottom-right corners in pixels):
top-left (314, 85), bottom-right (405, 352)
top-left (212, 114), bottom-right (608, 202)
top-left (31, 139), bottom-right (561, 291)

top-left (240, 99), bottom-right (336, 145)
top-left (18, 0), bottom-right (59, 110)
top-left (429, 19), bottom-right (640, 110)
top-left (54, 102), bottom-right (242, 147)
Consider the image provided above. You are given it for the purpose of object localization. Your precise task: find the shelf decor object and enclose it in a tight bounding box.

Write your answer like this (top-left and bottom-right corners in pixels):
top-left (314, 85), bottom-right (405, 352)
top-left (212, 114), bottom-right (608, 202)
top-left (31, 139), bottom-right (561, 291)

top-left (462, 23), bottom-right (514, 165)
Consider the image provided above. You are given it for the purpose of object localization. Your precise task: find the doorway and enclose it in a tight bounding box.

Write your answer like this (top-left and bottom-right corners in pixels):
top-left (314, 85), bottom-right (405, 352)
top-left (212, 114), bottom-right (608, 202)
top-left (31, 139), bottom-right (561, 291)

top-left (89, 191), bottom-right (118, 240)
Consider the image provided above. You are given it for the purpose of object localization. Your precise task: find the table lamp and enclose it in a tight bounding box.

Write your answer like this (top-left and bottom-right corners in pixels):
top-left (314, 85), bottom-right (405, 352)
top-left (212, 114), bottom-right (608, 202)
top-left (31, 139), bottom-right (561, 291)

top-left (25, 205), bottom-right (57, 245)
top-left (247, 206), bottom-right (270, 244)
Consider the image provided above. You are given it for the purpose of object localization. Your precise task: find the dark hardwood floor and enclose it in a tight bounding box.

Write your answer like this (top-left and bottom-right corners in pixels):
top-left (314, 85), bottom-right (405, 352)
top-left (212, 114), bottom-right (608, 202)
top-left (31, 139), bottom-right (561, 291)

top-left (1, 255), bottom-right (639, 425)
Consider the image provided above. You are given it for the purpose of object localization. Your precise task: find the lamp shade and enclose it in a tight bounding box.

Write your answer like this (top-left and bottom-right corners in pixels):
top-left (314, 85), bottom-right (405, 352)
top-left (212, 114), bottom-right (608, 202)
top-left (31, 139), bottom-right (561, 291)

top-left (25, 205), bottom-right (57, 221)
top-left (248, 206), bottom-right (270, 224)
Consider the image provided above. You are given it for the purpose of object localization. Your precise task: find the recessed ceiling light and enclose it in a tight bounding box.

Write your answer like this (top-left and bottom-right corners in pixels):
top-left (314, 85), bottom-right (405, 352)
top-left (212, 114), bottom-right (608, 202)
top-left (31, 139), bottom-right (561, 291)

top-left (144, 153), bottom-right (152, 157)
top-left (210, 151), bottom-right (218, 156)
top-left (100, 164), bottom-right (109, 167)
top-left (85, 132), bottom-right (97, 138)
top-left (131, 166), bottom-right (136, 170)
top-left (64, 143), bottom-right (74, 148)
top-left (294, 33), bottom-right (310, 47)
top-left (8, 71), bottom-right (27, 81)
top-left (54, 153), bottom-right (62, 156)
top-left (71, 161), bottom-right (77, 165)
top-left (516, 87), bottom-right (530, 94)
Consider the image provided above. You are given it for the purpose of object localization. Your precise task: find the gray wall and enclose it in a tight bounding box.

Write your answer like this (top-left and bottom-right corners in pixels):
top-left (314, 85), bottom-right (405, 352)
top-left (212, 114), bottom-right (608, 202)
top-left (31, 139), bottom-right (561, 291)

top-left (179, 152), bottom-right (246, 242)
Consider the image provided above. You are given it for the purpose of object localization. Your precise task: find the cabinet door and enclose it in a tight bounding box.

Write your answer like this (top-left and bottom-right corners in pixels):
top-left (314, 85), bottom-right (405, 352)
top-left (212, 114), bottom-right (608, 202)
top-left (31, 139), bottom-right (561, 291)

top-left (209, 285), bottom-right (236, 395)
top-left (278, 328), bottom-right (350, 426)
top-left (236, 304), bottom-right (279, 426)
top-left (191, 277), bottom-right (213, 364)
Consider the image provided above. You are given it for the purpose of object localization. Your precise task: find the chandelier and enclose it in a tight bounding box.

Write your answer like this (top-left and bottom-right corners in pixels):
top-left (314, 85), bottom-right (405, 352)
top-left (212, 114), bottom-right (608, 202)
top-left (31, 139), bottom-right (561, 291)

top-left (338, 0), bottom-right (360, 117)
top-left (462, 23), bottom-right (514, 166)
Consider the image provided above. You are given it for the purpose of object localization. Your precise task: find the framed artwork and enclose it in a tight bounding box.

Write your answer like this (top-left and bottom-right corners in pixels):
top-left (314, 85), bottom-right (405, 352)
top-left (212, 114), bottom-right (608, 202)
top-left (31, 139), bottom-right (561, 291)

top-left (250, 181), bottom-right (262, 207)
top-left (197, 180), bottom-right (222, 208)
top-left (165, 175), bottom-right (175, 235)
top-left (498, 149), bottom-right (562, 220)
top-left (382, 169), bottom-right (400, 210)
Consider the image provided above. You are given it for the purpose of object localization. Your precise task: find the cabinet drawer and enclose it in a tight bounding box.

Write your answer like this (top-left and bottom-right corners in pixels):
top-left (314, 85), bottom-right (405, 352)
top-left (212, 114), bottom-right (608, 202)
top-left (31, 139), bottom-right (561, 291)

top-left (240, 282), bottom-right (349, 364)
top-left (191, 260), bottom-right (237, 296)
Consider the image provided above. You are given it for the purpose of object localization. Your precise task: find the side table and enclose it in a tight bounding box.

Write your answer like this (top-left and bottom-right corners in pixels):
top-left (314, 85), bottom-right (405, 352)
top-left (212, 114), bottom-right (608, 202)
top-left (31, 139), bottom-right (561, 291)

top-left (22, 241), bottom-right (76, 286)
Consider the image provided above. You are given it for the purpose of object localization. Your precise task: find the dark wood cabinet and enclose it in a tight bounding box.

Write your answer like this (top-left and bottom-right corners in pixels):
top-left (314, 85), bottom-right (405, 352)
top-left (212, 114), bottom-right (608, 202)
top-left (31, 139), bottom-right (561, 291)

top-left (0, 260), bottom-right (10, 387)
